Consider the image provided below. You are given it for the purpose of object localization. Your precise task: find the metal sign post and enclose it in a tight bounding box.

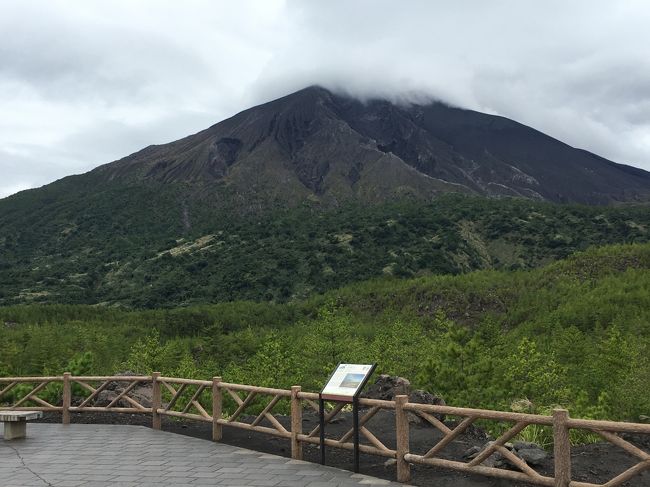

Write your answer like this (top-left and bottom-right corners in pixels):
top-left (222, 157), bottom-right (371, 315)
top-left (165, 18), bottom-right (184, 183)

top-left (319, 363), bottom-right (376, 473)
top-left (353, 394), bottom-right (360, 472)
top-left (319, 394), bottom-right (326, 465)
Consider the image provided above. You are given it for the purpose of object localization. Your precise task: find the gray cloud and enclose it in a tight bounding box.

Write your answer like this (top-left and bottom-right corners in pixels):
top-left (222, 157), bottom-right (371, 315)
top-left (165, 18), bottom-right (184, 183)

top-left (1, 0), bottom-right (649, 199)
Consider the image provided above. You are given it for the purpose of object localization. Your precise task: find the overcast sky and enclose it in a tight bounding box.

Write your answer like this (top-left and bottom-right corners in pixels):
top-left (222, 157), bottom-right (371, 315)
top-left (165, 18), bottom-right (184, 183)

top-left (2, 0), bottom-right (650, 198)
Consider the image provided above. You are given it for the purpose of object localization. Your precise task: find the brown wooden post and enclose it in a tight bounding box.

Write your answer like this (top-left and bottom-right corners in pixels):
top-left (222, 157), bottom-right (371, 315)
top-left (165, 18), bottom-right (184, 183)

top-left (290, 385), bottom-right (303, 460)
top-left (553, 408), bottom-right (571, 487)
top-left (395, 394), bottom-right (411, 483)
top-left (152, 372), bottom-right (161, 430)
top-left (62, 372), bottom-right (71, 425)
top-left (212, 376), bottom-right (222, 441)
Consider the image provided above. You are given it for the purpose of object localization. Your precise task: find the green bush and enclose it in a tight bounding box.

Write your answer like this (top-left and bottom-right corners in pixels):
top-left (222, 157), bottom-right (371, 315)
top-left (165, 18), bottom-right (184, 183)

top-left (1, 242), bottom-right (650, 424)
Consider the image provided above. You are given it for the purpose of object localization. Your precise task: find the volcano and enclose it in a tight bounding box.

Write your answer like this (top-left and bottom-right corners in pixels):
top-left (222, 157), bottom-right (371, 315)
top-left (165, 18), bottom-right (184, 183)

top-left (87, 85), bottom-right (650, 206)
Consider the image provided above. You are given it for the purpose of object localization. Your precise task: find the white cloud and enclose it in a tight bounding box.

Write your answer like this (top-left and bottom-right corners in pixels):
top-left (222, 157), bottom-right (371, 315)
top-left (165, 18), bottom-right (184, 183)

top-left (0, 182), bottom-right (32, 199)
top-left (1, 0), bottom-right (649, 199)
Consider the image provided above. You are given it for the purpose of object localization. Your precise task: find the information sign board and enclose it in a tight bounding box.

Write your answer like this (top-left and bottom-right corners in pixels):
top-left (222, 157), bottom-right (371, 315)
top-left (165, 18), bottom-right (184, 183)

top-left (319, 363), bottom-right (376, 472)
top-left (321, 363), bottom-right (374, 401)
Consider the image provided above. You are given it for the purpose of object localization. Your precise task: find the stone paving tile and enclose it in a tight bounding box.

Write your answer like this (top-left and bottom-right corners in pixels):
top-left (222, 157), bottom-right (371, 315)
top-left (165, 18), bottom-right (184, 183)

top-left (1, 424), bottom-right (405, 486)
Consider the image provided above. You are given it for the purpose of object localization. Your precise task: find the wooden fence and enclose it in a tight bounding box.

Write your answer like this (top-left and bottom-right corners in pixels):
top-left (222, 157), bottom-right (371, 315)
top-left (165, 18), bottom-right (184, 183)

top-left (1, 374), bottom-right (649, 487)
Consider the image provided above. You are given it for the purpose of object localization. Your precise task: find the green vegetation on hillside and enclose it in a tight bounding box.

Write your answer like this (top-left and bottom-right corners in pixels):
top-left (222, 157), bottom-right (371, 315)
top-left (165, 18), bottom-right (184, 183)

top-left (1, 187), bottom-right (649, 307)
top-left (2, 243), bottom-right (649, 424)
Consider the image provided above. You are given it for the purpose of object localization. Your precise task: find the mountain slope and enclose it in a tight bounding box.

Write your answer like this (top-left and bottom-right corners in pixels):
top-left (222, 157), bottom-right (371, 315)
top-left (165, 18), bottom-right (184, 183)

top-left (1, 194), bottom-right (649, 307)
top-left (91, 86), bottom-right (650, 205)
top-left (2, 86), bottom-right (650, 307)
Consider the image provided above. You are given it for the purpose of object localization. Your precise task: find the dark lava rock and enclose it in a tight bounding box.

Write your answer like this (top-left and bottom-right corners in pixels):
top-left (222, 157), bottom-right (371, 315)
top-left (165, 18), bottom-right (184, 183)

top-left (513, 440), bottom-right (541, 451)
top-left (362, 375), bottom-right (411, 401)
top-left (362, 375), bottom-right (447, 424)
top-left (407, 389), bottom-right (446, 423)
top-left (516, 447), bottom-right (548, 466)
top-left (94, 371), bottom-right (153, 408)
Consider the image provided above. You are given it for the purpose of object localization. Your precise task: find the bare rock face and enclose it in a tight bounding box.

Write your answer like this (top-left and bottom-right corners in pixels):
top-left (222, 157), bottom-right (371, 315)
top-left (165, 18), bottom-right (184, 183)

top-left (207, 137), bottom-right (243, 178)
top-left (94, 371), bottom-right (153, 408)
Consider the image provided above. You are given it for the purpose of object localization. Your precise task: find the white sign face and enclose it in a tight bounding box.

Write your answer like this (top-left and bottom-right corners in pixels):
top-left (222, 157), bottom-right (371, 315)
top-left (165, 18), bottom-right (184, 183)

top-left (321, 364), bottom-right (374, 398)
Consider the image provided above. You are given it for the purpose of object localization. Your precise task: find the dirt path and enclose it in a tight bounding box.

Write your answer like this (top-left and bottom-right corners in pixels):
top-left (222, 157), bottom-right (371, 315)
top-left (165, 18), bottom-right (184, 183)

top-left (36, 411), bottom-right (649, 487)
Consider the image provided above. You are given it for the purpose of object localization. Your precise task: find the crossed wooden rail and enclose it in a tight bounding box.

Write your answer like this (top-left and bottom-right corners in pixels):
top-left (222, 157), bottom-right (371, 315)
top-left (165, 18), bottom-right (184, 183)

top-left (2, 374), bottom-right (649, 487)
top-left (297, 391), bottom-right (397, 458)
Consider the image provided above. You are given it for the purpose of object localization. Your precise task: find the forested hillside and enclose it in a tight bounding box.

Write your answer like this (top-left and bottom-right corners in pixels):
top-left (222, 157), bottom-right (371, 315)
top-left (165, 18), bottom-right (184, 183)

top-left (2, 243), bottom-right (648, 424)
top-left (1, 193), bottom-right (649, 307)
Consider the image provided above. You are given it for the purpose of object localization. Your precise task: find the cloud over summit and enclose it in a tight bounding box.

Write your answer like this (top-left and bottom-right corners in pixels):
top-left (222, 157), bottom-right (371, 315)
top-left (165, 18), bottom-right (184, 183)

top-left (1, 0), bottom-right (649, 198)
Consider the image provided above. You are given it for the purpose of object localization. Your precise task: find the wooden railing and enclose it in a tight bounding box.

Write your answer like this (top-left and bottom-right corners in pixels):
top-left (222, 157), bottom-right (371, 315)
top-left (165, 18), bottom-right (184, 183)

top-left (1, 374), bottom-right (649, 487)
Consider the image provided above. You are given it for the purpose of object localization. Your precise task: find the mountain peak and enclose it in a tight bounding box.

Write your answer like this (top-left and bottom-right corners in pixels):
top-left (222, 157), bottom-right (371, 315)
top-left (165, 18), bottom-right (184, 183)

top-left (90, 86), bottom-right (649, 205)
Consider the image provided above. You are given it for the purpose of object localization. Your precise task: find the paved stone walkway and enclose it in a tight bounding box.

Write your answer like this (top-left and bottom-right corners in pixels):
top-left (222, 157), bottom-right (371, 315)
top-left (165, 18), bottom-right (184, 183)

top-left (0, 424), bottom-right (405, 486)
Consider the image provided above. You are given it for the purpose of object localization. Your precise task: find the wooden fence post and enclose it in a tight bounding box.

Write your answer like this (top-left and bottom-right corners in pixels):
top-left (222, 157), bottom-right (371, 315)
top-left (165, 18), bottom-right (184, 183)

top-left (291, 385), bottom-right (303, 460)
top-left (395, 394), bottom-right (411, 483)
top-left (62, 372), bottom-right (71, 425)
top-left (152, 372), bottom-right (161, 430)
top-left (553, 408), bottom-right (571, 487)
top-left (212, 376), bottom-right (222, 441)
